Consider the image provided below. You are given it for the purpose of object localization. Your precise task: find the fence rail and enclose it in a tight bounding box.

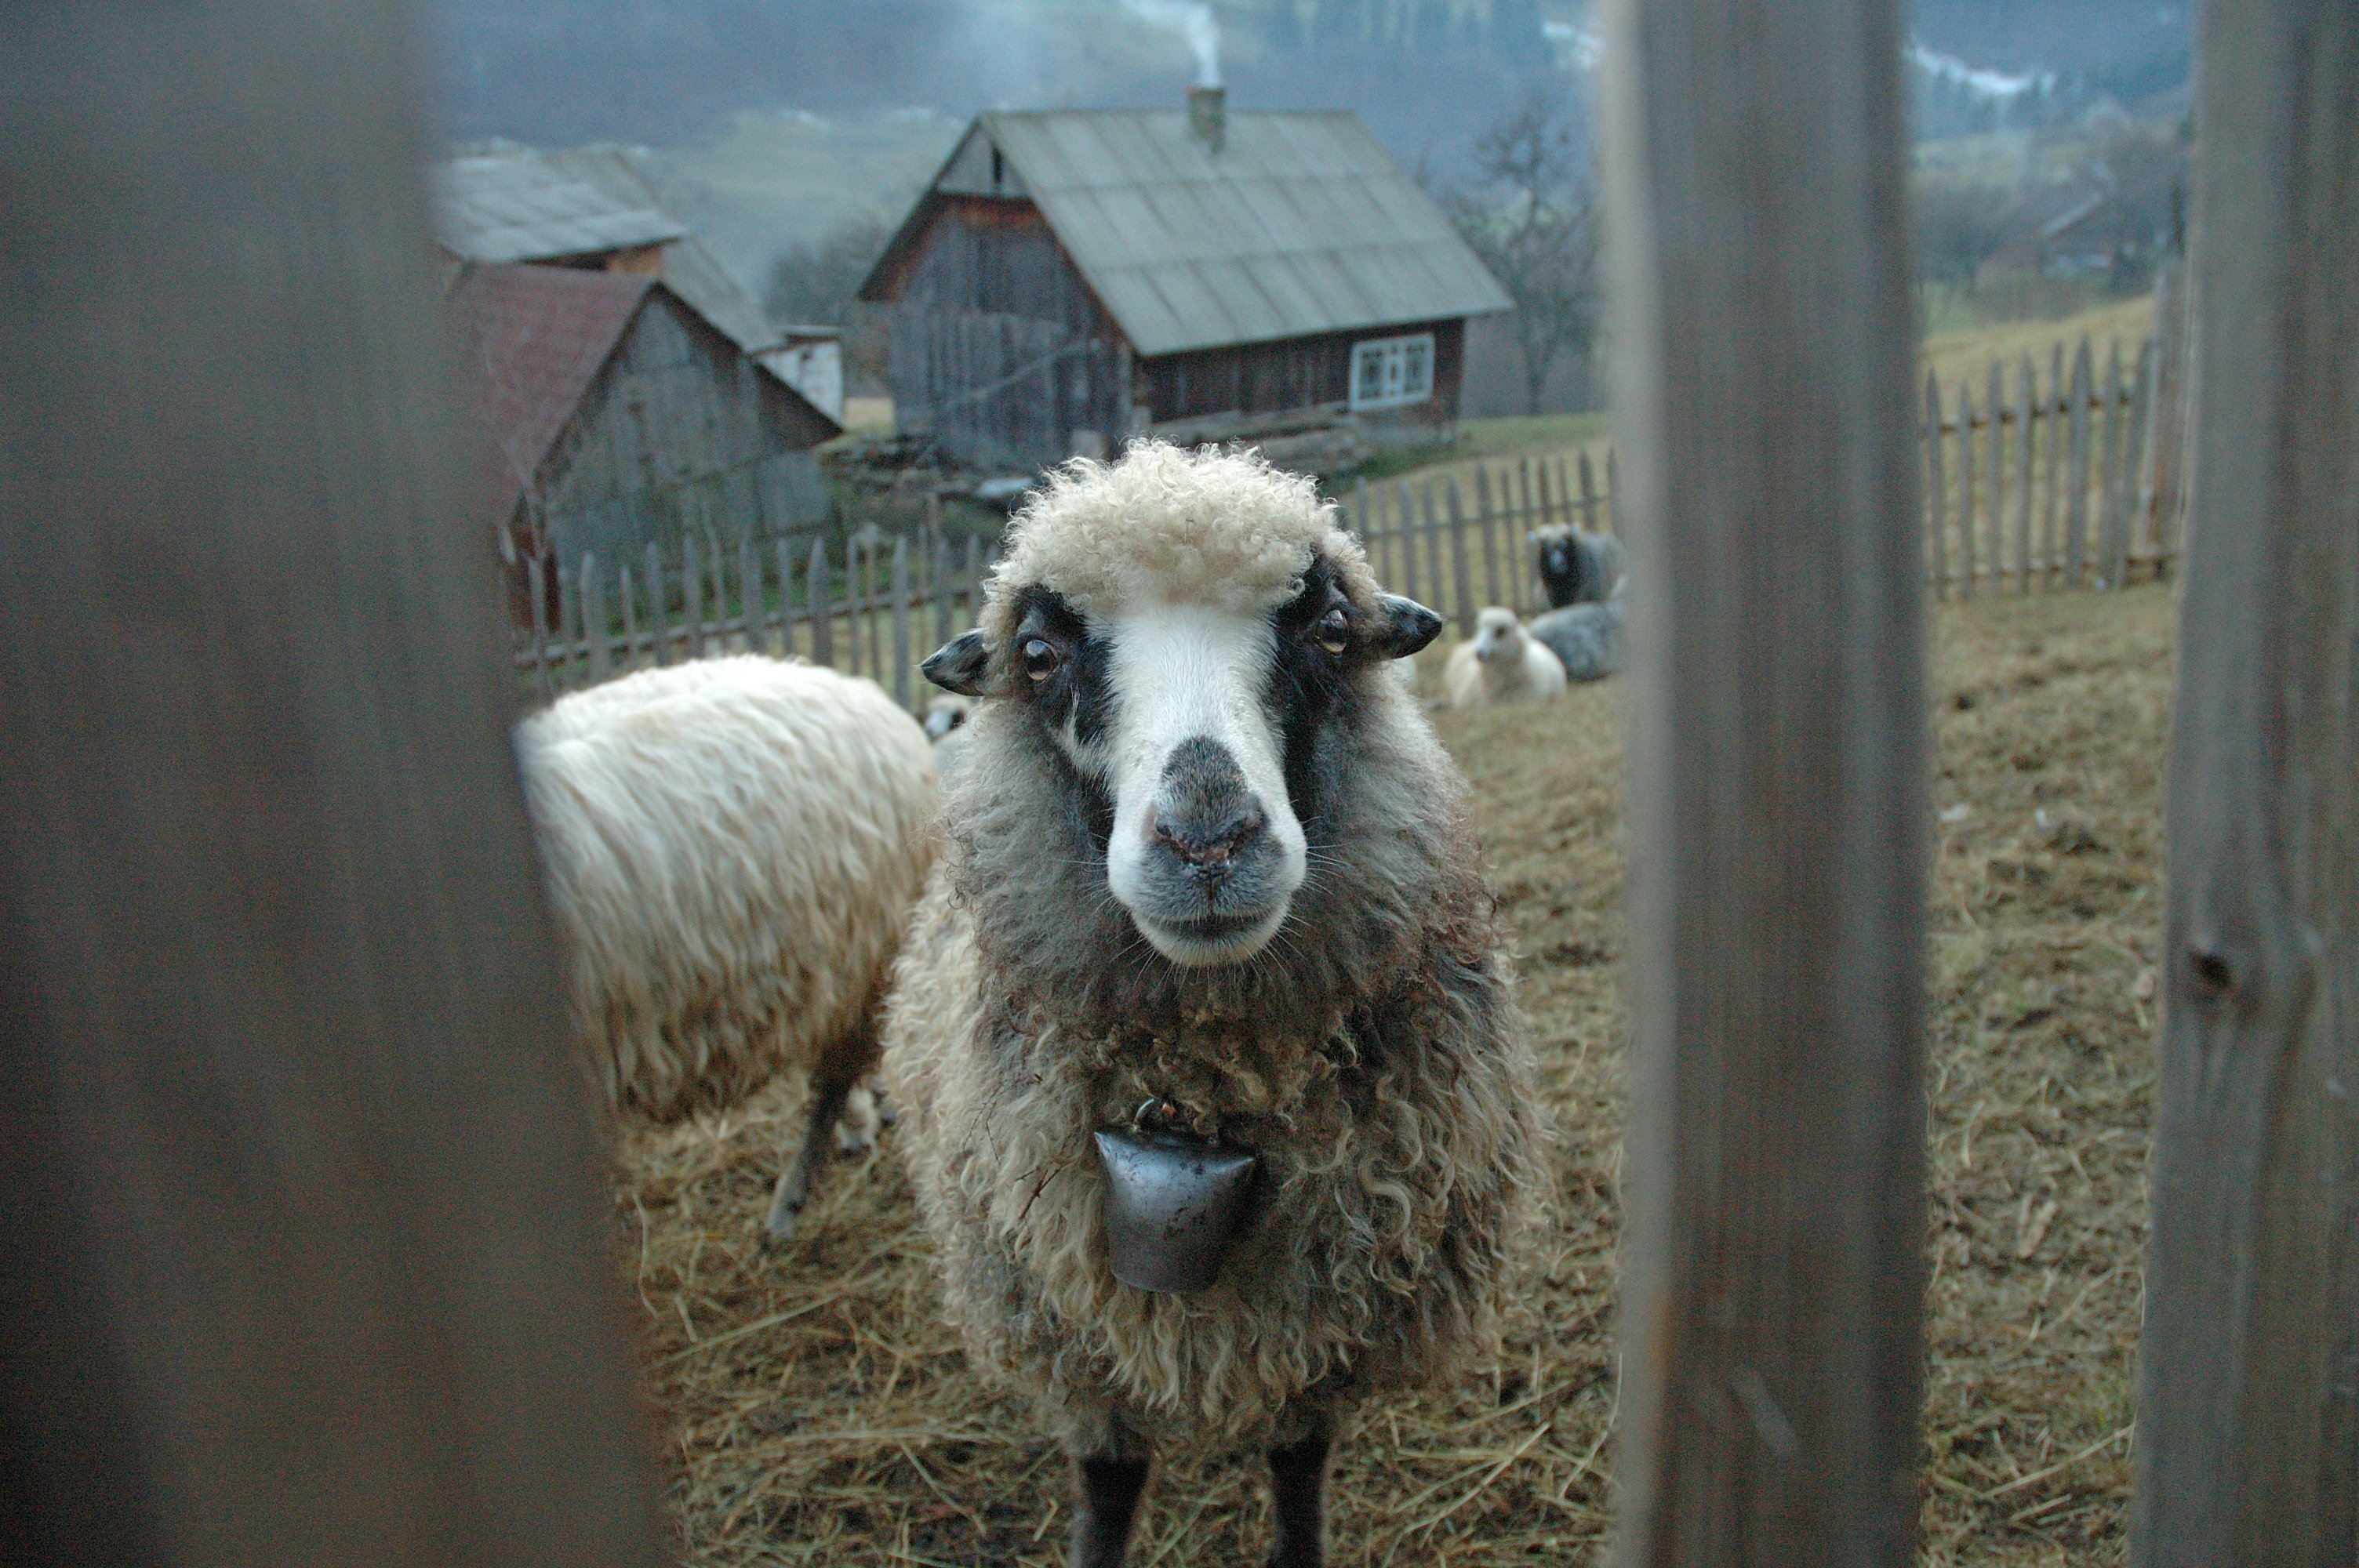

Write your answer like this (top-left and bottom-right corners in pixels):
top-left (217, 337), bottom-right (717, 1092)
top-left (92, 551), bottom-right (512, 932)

top-left (517, 316), bottom-right (2188, 707)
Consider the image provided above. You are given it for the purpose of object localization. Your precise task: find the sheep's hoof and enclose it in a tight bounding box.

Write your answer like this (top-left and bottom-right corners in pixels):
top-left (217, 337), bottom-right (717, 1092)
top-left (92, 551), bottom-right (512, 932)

top-left (761, 1196), bottom-right (805, 1246)
top-left (835, 1123), bottom-right (875, 1156)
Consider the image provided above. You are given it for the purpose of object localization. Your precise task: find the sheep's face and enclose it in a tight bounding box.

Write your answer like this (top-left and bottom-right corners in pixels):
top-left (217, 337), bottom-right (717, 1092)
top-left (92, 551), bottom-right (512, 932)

top-left (1469, 608), bottom-right (1525, 663)
top-left (925, 556), bottom-right (1442, 970)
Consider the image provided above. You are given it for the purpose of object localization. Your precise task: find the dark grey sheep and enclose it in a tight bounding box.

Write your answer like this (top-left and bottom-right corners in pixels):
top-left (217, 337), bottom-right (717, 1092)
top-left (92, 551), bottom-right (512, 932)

top-left (1530, 524), bottom-right (1626, 608)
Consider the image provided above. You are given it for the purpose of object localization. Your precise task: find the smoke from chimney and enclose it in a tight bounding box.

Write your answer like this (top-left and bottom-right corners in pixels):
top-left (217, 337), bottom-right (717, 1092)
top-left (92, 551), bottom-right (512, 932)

top-left (1120, 0), bottom-right (1219, 89)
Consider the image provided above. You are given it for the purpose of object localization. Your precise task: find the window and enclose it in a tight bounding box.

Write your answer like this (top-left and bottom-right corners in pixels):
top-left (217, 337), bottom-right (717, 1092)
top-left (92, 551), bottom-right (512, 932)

top-left (1349, 332), bottom-right (1435, 410)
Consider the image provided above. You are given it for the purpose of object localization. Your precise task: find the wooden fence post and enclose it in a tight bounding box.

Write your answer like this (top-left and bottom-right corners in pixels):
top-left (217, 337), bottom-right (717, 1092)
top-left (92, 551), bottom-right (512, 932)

top-left (1446, 477), bottom-right (1474, 637)
top-left (772, 535), bottom-right (795, 658)
top-left (1601, 0), bottom-right (1928, 1555)
top-left (1958, 385), bottom-right (1977, 598)
top-left (739, 531), bottom-right (761, 648)
top-left (582, 554), bottom-right (609, 682)
top-left (618, 561), bottom-right (639, 670)
top-left (2148, 258), bottom-right (2196, 565)
top-left (558, 552), bottom-right (584, 690)
top-left (1986, 358), bottom-right (2006, 589)
top-left (528, 554), bottom-right (552, 699)
top-left (682, 532), bottom-right (705, 660)
top-left (2133, 2), bottom-right (2359, 1559)
top-left (809, 535), bottom-right (834, 667)
top-left (1607, 445), bottom-right (1622, 535)
top-left (0, 2), bottom-right (667, 1559)
top-left (2066, 336), bottom-right (2094, 583)
top-left (1477, 466), bottom-right (1503, 609)
top-left (1420, 482), bottom-right (1446, 619)
top-left (2096, 340), bottom-right (2126, 587)
top-left (2014, 354), bottom-right (2036, 591)
top-left (890, 534), bottom-right (912, 710)
top-left (644, 541), bottom-right (670, 664)
top-left (1925, 373), bottom-right (1949, 597)
top-left (1394, 481), bottom-right (1420, 604)
top-left (1580, 448), bottom-right (1601, 534)
top-left (2043, 342), bottom-right (2066, 584)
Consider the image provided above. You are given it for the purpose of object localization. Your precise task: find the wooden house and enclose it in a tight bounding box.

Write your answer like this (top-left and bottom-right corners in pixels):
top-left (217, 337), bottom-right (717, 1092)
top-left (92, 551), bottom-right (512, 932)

top-left (434, 145), bottom-right (846, 424)
top-left (447, 264), bottom-right (839, 573)
top-left (858, 92), bottom-right (1510, 470)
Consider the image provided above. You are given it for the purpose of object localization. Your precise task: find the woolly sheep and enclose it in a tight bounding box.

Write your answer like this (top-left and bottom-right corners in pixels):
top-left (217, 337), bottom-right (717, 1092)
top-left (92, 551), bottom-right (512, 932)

top-left (923, 692), bottom-right (976, 775)
top-left (1527, 597), bottom-right (1624, 682)
top-left (517, 655), bottom-right (940, 1240)
top-left (884, 442), bottom-right (1543, 1568)
top-left (1530, 523), bottom-right (1625, 608)
top-left (1445, 606), bottom-right (1568, 709)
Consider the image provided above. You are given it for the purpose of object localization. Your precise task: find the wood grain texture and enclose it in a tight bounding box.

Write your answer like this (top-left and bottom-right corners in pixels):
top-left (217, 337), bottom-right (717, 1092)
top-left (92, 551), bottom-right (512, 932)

top-left (1599, 0), bottom-right (1928, 1558)
top-left (2132, 0), bottom-right (2359, 1560)
top-left (0, 3), bottom-right (667, 1564)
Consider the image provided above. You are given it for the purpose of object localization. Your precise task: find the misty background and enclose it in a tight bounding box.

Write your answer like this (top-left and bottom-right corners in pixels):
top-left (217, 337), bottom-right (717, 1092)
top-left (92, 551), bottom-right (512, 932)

top-left (423, 0), bottom-right (2194, 413)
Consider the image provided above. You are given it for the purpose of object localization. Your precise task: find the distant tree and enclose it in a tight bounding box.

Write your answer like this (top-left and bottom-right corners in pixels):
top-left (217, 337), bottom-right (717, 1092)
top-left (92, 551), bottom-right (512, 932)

top-left (1911, 182), bottom-right (2019, 288)
top-left (764, 212), bottom-right (896, 328)
top-left (1437, 87), bottom-right (1601, 416)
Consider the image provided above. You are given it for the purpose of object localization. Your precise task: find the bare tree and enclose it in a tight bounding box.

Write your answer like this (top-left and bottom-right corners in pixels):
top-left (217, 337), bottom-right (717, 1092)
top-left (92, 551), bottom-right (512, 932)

top-left (1440, 87), bottom-right (1601, 415)
top-left (767, 212), bottom-right (897, 395)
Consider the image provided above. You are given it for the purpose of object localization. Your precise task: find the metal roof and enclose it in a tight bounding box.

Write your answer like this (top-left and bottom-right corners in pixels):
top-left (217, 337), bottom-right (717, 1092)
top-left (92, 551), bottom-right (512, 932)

top-left (431, 147), bottom-right (686, 264)
top-left (877, 111), bottom-right (1510, 358)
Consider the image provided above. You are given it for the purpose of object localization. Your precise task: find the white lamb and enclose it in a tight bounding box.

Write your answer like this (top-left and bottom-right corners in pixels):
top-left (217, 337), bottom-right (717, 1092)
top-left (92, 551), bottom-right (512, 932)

top-left (516, 655), bottom-right (940, 1239)
top-left (1445, 606), bottom-right (1567, 709)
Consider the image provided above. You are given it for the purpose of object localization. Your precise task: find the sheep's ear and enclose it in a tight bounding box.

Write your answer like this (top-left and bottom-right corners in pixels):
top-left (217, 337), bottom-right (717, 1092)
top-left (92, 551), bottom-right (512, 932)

top-left (922, 630), bottom-right (997, 696)
top-left (1367, 594), bottom-right (1444, 659)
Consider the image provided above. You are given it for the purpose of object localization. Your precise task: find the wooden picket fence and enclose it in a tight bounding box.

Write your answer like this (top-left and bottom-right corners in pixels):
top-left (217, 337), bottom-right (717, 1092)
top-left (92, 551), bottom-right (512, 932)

top-left (518, 315), bottom-right (2187, 709)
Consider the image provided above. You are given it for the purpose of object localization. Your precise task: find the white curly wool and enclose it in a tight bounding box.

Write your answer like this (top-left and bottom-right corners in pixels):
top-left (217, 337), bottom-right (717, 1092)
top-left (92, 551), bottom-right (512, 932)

top-left (517, 655), bottom-right (940, 1124)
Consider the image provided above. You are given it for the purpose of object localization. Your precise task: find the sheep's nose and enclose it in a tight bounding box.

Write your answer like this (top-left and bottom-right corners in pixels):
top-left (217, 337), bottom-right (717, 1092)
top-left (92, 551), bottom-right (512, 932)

top-left (1149, 739), bottom-right (1267, 886)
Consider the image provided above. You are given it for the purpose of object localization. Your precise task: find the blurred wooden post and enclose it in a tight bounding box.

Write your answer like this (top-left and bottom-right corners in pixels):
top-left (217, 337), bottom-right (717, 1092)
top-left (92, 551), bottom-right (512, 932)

top-left (1607, 445), bottom-right (1622, 533)
top-left (1925, 374), bottom-right (1948, 597)
top-left (1601, 0), bottom-right (1928, 1554)
top-left (2096, 341), bottom-right (2126, 586)
top-left (558, 555), bottom-right (584, 690)
top-left (739, 532), bottom-right (761, 648)
top-left (643, 541), bottom-right (670, 664)
top-left (2116, 342), bottom-right (2154, 584)
top-left (772, 535), bottom-right (795, 657)
top-left (1580, 448), bottom-right (1601, 532)
top-left (2043, 342), bottom-right (2066, 583)
top-left (0, 2), bottom-right (668, 1563)
top-left (2133, 0), bottom-right (2359, 1558)
top-left (618, 562), bottom-right (640, 670)
top-left (583, 554), bottom-right (609, 681)
top-left (2147, 259), bottom-right (2196, 565)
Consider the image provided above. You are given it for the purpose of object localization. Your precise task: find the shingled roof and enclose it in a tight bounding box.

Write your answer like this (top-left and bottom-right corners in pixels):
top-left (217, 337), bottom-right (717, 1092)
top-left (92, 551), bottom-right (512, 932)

top-left (447, 265), bottom-right (654, 524)
top-left (433, 147), bottom-right (685, 265)
top-left (862, 109), bottom-right (1510, 358)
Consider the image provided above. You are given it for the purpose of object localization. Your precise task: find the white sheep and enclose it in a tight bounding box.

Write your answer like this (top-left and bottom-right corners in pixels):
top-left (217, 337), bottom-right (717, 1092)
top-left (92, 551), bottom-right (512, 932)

top-left (1445, 606), bottom-right (1568, 709)
top-left (1527, 595), bottom-right (1624, 682)
top-left (516, 655), bottom-right (940, 1239)
top-left (884, 442), bottom-right (1543, 1568)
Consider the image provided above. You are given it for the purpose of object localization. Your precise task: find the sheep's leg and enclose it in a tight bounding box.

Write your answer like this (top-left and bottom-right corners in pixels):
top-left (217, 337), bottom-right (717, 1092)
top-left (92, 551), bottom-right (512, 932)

top-left (836, 1083), bottom-right (881, 1154)
top-left (1067, 1452), bottom-right (1150, 1568)
top-left (763, 1073), bottom-right (853, 1242)
top-left (1265, 1416), bottom-right (1334, 1568)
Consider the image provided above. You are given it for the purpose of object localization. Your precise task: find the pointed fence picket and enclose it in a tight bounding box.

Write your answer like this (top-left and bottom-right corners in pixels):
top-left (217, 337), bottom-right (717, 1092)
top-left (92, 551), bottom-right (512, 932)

top-left (514, 315), bottom-right (2184, 706)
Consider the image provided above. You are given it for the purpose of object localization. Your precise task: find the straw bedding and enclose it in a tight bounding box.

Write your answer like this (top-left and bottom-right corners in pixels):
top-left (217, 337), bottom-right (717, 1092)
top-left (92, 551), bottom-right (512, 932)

top-left (613, 579), bottom-right (2175, 1565)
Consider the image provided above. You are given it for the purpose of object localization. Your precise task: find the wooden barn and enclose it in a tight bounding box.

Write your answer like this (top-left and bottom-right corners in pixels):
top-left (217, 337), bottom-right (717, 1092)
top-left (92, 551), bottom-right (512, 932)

top-left (434, 145), bottom-right (847, 424)
top-left (858, 91), bottom-right (1510, 470)
top-left (447, 263), bottom-right (839, 573)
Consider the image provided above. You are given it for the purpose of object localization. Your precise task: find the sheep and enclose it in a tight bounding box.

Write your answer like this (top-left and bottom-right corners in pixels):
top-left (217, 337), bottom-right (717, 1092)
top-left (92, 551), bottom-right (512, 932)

top-left (1526, 595), bottom-right (1624, 683)
top-left (516, 655), bottom-right (940, 1240)
top-left (1445, 606), bottom-right (1567, 709)
top-left (923, 692), bottom-right (976, 775)
top-left (883, 441), bottom-right (1543, 1568)
top-left (1530, 522), bottom-right (1625, 608)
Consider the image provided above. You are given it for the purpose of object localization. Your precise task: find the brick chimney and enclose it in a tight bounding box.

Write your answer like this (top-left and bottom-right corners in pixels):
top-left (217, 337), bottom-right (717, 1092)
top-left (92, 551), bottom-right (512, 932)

top-left (1187, 85), bottom-right (1226, 154)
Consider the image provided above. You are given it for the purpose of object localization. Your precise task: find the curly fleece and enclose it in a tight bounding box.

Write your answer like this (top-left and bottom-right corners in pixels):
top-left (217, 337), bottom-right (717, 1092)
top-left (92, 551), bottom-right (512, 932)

top-left (885, 443), bottom-right (1546, 1458)
top-left (518, 655), bottom-right (940, 1120)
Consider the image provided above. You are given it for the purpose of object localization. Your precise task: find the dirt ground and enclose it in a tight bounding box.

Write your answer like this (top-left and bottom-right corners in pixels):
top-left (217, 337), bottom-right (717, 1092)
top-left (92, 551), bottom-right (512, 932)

top-left (615, 578), bottom-right (2177, 1566)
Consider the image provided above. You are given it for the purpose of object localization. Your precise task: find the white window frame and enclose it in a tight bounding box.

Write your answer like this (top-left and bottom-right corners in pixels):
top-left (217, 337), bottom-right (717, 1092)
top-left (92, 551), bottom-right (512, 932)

top-left (1348, 332), bottom-right (1436, 411)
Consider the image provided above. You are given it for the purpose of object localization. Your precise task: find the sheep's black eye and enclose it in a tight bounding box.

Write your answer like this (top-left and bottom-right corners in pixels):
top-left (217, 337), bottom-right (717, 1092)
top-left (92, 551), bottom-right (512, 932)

top-left (1022, 637), bottom-right (1061, 681)
top-left (1315, 607), bottom-right (1350, 655)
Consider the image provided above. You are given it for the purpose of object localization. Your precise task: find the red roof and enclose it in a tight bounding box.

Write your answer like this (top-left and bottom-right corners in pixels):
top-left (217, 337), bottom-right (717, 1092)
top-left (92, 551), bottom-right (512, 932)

top-left (448, 263), bottom-right (653, 527)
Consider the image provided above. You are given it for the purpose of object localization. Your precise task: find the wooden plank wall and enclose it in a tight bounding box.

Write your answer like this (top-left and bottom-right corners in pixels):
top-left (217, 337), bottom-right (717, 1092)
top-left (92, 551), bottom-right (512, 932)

top-left (2132, 0), bottom-right (2359, 1559)
top-left (1601, 0), bottom-right (1928, 1559)
top-left (0, 2), bottom-right (667, 1563)
top-left (539, 292), bottom-right (832, 562)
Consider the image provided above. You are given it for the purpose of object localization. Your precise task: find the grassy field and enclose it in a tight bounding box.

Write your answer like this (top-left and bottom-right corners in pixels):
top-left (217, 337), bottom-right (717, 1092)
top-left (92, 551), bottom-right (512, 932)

top-left (612, 578), bottom-right (2175, 1566)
